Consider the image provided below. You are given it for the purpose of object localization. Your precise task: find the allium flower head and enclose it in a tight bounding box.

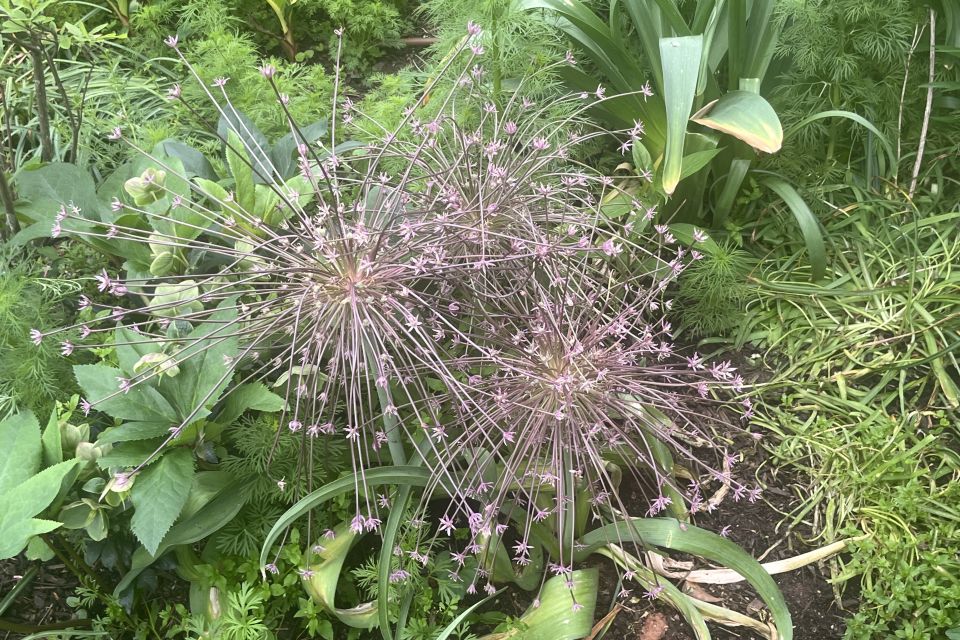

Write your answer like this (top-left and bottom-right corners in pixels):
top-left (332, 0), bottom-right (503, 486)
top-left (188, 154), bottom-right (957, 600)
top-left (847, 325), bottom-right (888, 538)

top-left (40, 33), bottom-right (752, 586)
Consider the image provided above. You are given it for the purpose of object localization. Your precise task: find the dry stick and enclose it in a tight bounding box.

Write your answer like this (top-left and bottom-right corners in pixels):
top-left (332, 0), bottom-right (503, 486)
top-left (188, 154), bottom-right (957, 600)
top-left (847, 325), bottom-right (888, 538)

top-left (896, 24), bottom-right (923, 175)
top-left (909, 8), bottom-right (936, 198)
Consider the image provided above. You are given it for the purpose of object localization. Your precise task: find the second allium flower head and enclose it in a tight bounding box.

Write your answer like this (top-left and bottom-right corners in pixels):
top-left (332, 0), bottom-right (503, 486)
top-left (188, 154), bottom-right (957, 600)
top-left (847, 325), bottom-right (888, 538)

top-left (45, 22), bottom-right (754, 598)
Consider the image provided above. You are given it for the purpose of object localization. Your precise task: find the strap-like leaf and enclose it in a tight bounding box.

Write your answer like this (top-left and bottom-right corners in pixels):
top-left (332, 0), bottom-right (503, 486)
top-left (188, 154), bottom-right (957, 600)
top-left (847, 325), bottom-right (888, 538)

top-left (660, 36), bottom-right (704, 195)
top-left (692, 91), bottom-right (783, 153)
top-left (760, 176), bottom-right (827, 281)
top-left (258, 466), bottom-right (431, 570)
top-left (580, 518), bottom-right (793, 640)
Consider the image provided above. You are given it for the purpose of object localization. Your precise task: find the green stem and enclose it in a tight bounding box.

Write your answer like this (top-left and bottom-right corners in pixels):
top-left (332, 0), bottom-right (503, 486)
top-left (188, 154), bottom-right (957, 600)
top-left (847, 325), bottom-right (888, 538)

top-left (491, 7), bottom-right (502, 104)
top-left (363, 340), bottom-right (406, 465)
top-left (0, 617), bottom-right (93, 633)
top-left (0, 564), bottom-right (38, 616)
top-left (40, 533), bottom-right (84, 583)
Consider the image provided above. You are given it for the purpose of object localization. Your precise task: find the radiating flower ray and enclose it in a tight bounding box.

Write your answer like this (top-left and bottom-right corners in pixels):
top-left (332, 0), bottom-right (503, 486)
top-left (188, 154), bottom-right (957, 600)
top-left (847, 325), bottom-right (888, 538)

top-left (34, 20), bottom-right (754, 605)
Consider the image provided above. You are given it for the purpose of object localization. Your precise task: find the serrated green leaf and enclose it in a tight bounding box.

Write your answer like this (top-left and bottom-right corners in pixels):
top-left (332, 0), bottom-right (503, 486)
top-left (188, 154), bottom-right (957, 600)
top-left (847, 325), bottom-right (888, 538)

top-left (0, 411), bottom-right (42, 490)
top-left (115, 480), bottom-right (246, 595)
top-left (218, 382), bottom-right (285, 426)
top-left (0, 519), bottom-right (63, 560)
top-left (130, 448), bottom-right (195, 555)
top-left (97, 422), bottom-right (173, 446)
top-left (97, 438), bottom-right (166, 470)
top-left (74, 364), bottom-right (178, 423)
top-left (162, 299), bottom-right (238, 420)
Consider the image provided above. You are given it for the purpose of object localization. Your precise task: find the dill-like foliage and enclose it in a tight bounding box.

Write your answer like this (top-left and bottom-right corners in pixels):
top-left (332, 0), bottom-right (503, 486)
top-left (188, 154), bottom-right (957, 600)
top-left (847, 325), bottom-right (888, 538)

top-left (677, 241), bottom-right (755, 337)
top-left (217, 414), bottom-right (350, 556)
top-left (771, 0), bottom-right (919, 184)
top-left (0, 251), bottom-right (79, 417)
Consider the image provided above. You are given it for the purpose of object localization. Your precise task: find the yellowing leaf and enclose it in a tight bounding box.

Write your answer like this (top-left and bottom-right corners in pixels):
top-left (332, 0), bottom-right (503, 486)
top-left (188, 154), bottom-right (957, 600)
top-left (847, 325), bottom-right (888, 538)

top-left (691, 90), bottom-right (783, 153)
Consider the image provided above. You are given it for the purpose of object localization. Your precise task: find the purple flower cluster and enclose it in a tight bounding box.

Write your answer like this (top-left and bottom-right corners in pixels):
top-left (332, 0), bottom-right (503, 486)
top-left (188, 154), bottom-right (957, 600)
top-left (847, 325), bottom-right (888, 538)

top-left (40, 24), bottom-right (757, 593)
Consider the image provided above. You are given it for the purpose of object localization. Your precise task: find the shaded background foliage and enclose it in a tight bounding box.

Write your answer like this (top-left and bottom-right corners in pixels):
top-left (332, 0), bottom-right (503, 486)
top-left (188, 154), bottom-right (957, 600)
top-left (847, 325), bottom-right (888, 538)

top-left (0, 0), bottom-right (958, 639)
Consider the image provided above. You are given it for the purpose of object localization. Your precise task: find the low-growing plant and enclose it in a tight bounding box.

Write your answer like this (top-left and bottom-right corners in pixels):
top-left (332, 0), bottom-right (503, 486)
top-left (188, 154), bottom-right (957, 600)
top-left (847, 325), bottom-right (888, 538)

top-left (15, 23), bottom-right (795, 640)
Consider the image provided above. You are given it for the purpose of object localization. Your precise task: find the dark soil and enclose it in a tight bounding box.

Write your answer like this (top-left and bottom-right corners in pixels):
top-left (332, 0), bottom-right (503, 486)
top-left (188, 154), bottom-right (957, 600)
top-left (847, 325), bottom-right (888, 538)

top-left (0, 553), bottom-right (82, 639)
top-left (595, 446), bottom-right (858, 640)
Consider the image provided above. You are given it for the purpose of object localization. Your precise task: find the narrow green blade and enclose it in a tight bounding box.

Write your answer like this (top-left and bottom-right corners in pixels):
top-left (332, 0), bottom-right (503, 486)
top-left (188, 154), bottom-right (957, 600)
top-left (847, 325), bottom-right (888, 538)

top-left (659, 36), bottom-right (703, 195)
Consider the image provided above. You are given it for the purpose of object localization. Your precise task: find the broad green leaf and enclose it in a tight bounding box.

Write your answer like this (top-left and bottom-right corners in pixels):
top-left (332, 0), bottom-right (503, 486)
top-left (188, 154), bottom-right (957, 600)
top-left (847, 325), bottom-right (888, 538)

top-left (260, 466), bottom-right (431, 570)
top-left (305, 522), bottom-right (378, 628)
top-left (580, 518), bottom-right (792, 640)
top-left (0, 411), bottom-right (42, 490)
top-left (179, 471), bottom-right (236, 521)
top-left (97, 438), bottom-right (166, 470)
top-left (115, 480), bottom-right (246, 595)
top-left (157, 140), bottom-right (218, 181)
top-left (13, 163), bottom-right (103, 226)
top-left (162, 300), bottom-right (238, 420)
top-left (691, 90), bottom-right (782, 153)
top-left (227, 130), bottom-right (256, 214)
top-left (511, 568), bottom-right (598, 640)
top-left (0, 459), bottom-right (81, 560)
top-left (42, 409), bottom-right (63, 467)
top-left (218, 382), bottom-right (285, 426)
top-left (193, 175), bottom-right (260, 237)
top-left (659, 36), bottom-right (703, 195)
top-left (116, 326), bottom-right (160, 377)
top-left (25, 535), bottom-right (55, 562)
top-left (0, 520), bottom-right (63, 560)
top-left (271, 119), bottom-right (328, 179)
top-left (760, 176), bottom-right (827, 281)
top-left (97, 421), bottom-right (173, 446)
top-left (74, 364), bottom-right (178, 423)
top-left (59, 501), bottom-right (96, 529)
top-left (217, 110), bottom-right (275, 184)
top-left (130, 448), bottom-right (195, 555)
top-left (666, 224), bottom-right (722, 255)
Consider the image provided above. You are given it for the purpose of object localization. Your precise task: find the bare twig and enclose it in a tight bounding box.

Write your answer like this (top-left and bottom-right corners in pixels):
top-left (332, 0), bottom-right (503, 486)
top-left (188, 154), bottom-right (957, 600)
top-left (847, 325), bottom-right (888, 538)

top-left (896, 24), bottom-right (923, 176)
top-left (909, 8), bottom-right (936, 198)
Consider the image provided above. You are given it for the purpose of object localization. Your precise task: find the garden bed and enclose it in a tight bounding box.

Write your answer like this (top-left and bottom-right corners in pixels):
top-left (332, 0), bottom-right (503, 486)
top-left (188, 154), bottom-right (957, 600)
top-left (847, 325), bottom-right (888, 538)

top-left (599, 447), bottom-right (856, 640)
